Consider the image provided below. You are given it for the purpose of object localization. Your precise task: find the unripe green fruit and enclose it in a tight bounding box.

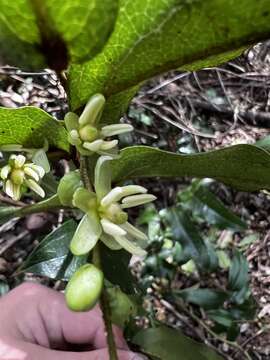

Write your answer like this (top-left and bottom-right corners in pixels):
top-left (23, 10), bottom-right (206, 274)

top-left (10, 169), bottom-right (24, 185)
top-left (57, 171), bottom-right (82, 206)
top-left (107, 286), bottom-right (137, 327)
top-left (65, 264), bottom-right (104, 312)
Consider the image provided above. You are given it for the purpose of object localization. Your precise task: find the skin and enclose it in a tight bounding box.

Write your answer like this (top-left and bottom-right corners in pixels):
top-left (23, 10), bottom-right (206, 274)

top-left (0, 283), bottom-right (146, 360)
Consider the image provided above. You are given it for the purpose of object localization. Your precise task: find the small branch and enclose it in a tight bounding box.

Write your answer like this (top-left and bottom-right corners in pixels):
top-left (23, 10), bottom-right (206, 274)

top-left (174, 300), bottom-right (252, 360)
top-left (80, 157), bottom-right (118, 360)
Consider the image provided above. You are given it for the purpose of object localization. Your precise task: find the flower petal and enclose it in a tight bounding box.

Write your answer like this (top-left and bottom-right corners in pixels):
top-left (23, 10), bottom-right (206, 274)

top-left (14, 155), bottom-right (26, 168)
top-left (24, 166), bottom-right (40, 182)
top-left (101, 124), bottom-right (134, 137)
top-left (72, 187), bottom-right (97, 213)
top-left (114, 235), bottom-right (147, 257)
top-left (64, 112), bottom-right (79, 131)
top-left (32, 150), bottom-right (50, 173)
top-left (79, 94), bottom-right (105, 126)
top-left (120, 222), bottom-right (148, 242)
top-left (70, 213), bottom-right (102, 256)
top-left (100, 187), bottom-right (123, 207)
top-left (100, 140), bottom-right (118, 151)
top-left (12, 184), bottom-right (21, 201)
top-left (83, 139), bottom-right (103, 152)
top-left (121, 194), bottom-right (157, 209)
top-left (24, 179), bottom-right (45, 198)
top-left (100, 233), bottom-right (122, 250)
top-left (100, 218), bottom-right (126, 237)
top-left (4, 179), bottom-right (14, 198)
top-left (26, 164), bottom-right (45, 178)
top-left (94, 156), bottom-right (113, 201)
top-left (0, 165), bottom-right (11, 180)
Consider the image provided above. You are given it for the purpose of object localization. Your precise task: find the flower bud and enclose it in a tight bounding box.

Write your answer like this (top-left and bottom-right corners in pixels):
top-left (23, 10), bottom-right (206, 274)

top-left (65, 264), bottom-right (104, 312)
top-left (57, 171), bottom-right (82, 206)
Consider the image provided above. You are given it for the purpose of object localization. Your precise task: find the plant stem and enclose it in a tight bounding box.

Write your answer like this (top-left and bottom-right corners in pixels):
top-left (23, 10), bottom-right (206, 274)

top-left (80, 156), bottom-right (119, 360)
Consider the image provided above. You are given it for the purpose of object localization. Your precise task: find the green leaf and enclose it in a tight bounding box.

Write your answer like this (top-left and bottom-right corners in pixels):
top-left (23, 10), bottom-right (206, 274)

top-left (163, 208), bottom-right (218, 272)
top-left (228, 251), bottom-right (249, 292)
top-left (111, 145), bottom-right (270, 192)
top-left (99, 242), bottom-right (138, 294)
top-left (132, 326), bottom-right (223, 360)
top-left (20, 220), bottom-right (87, 280)
top-left (0, 0), bottom-right (118, 68)
top-left (191, 185), bottom-right (247, 231)
top-left (69, 0), bottom-right (270, 110)
top-left (0, 107), bottom-right (69, 151)
top-left (174, 288), bottom-right (228, 310)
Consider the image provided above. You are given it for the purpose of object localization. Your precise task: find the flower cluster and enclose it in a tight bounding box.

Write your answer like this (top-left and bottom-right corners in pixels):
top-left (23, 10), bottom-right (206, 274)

top-left (0, 154), bottom-right (45, 201)
top-left (69, 156), bottom-right (156, 257)
top-left (65, 94), bottom-right (133, 157)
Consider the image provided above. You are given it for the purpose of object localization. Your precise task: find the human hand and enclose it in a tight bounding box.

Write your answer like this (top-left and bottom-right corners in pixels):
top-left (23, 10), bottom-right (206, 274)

top-left (0, 282), bottom-right (145, 359)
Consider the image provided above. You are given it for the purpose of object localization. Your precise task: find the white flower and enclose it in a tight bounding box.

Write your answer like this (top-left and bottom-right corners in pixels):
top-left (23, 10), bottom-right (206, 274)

top-left (70, 156), bottom-right (156, 257)
top-left (64, 94), bottom-right (133, 157)
top-left (0, 154), bottom-right (45, 200)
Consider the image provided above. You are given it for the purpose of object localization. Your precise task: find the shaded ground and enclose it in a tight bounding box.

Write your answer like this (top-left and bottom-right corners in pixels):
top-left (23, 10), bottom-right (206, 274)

top-left (1, 42), bottom-right (270, 359)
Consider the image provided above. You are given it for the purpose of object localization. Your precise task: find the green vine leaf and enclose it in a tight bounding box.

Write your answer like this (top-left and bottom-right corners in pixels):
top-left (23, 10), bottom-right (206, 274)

top-left (69, 0), bottom-right (270, 110)
top-left (0, 0), bottom-right (118, 68)
top-left (0, 106), bottom-right (69, 151)
top-left (111, 145), bottom-right (270, 192)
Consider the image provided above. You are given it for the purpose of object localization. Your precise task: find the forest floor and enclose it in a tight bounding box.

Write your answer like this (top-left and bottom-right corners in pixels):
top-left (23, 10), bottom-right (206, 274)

top-left (1, 41), bottom-right (270, 359)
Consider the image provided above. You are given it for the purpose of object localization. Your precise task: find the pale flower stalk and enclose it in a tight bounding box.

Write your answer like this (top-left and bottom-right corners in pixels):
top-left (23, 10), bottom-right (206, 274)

top-left (64, 94), bottom-right (133, 157)
top-left (0, 154), bottom-right (45, 201)
top-left (70, 156), bottom-right (156, 257)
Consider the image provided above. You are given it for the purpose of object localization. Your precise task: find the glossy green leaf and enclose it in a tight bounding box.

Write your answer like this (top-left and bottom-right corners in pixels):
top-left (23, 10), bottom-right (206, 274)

top-left (0, 107), bottom-right (69, 151)
top-left (228, 251), bottom-right (249, 292)
top-left (70, 0), bottom-right (270, 110)
top-left (188, 185), bottom-right (247, 231)
top-left (20, 220), bottom-right (87, 280)
top-left (164, 208), bottom-right (218, 272)
top-left (111, 145), bottom-right (270, 192)
top-left (0, 0), bottom-right (117, 68)
top-left (132, 326), bottom-right (223, 360)
top-left (174, 288), bottom-right (228, 310)
top-left (99, 242), bottom-right (138, 294)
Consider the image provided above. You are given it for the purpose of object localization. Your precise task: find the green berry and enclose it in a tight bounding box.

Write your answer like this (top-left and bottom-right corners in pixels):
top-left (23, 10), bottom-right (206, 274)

top-left (65, 264), bottom-right (104, 312)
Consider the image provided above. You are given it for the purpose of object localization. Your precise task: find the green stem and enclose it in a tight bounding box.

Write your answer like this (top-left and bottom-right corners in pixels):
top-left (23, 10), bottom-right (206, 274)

top-left (0, 195), bottom-right (64, 224)
top-left (80, 156), bottom-right (119, 360)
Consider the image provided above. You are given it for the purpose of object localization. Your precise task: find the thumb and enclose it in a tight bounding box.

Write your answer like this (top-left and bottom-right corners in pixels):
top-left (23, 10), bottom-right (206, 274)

top-left (5, 339), bottom-right (146, 360)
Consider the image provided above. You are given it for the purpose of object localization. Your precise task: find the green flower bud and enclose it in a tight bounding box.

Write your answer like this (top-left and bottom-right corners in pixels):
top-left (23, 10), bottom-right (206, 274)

top-left (65, 264), bottom-right (104, 312)
top-left (57, 171), bottom-right (82, 206)
top-left (107, 286), bottom-right (137, 327)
